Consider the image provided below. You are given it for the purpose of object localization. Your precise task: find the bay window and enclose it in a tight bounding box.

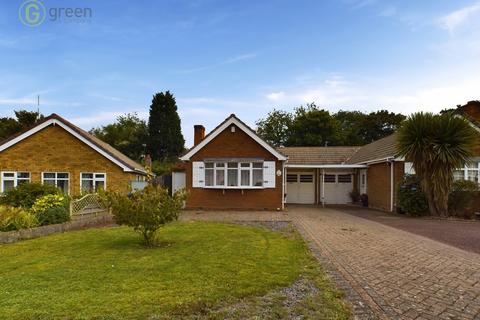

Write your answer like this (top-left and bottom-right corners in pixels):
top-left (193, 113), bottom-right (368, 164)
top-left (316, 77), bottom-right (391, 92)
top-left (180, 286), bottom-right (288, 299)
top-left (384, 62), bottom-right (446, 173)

top-left (43, 172), bottom-right (69, 194)
top-left (204, 161), bottom-right (264, 188)
top-left (1, 172), bottom-right (30, 192)
top-left (81, 173), bottom-right (106, 192)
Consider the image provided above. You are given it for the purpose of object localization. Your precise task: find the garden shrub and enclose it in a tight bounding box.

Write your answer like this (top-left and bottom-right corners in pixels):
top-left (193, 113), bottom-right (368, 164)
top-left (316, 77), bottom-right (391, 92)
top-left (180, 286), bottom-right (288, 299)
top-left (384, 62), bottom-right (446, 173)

top-left (31, 194), bottom-right (70, 226)
top-left (0, 206), bottom-right (38, 232)
top-left (349, 189), bottom-right (360, 203)
top-left (397, 175), bottom-right (428, 216)
top-left (107, 185), bottom-right (187, 246)
top-left (37, 206), bottom-right (70, 226)
top-left (448, 180), bottom-right (479, 218)
top-left (0, 183), bottom-right (59, 208)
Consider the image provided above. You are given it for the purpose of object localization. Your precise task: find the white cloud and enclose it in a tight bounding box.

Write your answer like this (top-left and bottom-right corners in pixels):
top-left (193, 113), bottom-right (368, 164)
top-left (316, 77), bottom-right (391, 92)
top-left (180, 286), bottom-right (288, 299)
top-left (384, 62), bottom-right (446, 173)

top-left (223, 53), bottom-right (257, 64)
top-left (438, 2), bottom-right (480, 33)
top-left (261, 71), bottom-right (480, 116)
top-left (266, 91), bottom-right (286, 102)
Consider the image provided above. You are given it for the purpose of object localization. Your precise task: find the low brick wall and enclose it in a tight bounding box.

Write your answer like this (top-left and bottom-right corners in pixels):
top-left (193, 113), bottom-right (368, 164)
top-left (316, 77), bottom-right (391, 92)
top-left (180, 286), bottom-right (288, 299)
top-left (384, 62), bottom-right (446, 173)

top-left (0, 211), bottom-right (113, 244)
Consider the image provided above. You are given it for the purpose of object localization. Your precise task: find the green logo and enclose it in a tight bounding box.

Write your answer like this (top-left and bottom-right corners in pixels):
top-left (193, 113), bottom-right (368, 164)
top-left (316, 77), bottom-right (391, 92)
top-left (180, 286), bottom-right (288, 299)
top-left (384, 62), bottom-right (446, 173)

top-left (19, 0), bottom-right (46, 27)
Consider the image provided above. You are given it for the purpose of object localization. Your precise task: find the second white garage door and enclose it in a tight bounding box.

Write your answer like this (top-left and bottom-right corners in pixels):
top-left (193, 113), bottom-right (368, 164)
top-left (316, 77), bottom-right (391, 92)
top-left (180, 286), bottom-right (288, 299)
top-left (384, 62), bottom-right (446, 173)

top-left (286, 172), bottom-right (315, 204)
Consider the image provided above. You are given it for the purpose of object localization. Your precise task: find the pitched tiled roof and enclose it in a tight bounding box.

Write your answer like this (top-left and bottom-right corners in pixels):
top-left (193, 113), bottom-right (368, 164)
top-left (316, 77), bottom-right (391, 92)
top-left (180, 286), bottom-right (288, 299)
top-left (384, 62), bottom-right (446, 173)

top-left (346, 133), bottom-right (398, 164)
top-left (0, 114), bottom-right (147, 174)
top-left (278, 146), bottom-right (360, 165)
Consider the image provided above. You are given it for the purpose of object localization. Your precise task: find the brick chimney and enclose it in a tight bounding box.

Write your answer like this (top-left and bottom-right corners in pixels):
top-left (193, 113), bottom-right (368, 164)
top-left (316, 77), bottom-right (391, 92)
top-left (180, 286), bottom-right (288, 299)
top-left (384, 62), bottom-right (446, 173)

top-left (194, 125), bottom-right (205, 145)
top-left (459, 101), bottom-right (480, 121)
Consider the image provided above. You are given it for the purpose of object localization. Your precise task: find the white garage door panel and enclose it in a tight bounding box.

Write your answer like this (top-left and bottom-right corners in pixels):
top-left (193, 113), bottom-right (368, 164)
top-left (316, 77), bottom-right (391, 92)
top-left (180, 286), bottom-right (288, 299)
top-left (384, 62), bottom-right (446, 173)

top-left (286, 173), bottom-right (315, 204)
top-left (322, 173), bottom-right (353, 204)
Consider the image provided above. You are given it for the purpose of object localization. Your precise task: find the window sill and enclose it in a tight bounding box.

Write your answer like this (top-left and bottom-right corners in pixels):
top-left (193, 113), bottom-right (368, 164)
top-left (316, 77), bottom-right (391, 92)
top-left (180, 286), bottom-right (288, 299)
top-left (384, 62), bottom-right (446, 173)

top-left (203, 186), bottom-right (265, 190)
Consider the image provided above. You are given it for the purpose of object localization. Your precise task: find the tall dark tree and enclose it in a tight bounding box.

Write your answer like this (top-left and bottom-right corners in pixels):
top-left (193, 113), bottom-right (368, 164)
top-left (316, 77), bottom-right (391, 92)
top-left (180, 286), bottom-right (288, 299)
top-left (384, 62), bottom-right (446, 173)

top-left (90, 113), bottom-right (148, 161)
top-left (0, 110), bottom-right (43, 140)
top-left (333, 110), bottom-right (367, 146)
top-left (147, 91), bottom-right (185, 160)
top-left (358, 110), bottom-right (405, 143)
top-left (287, 104), bottom-right (344, 146)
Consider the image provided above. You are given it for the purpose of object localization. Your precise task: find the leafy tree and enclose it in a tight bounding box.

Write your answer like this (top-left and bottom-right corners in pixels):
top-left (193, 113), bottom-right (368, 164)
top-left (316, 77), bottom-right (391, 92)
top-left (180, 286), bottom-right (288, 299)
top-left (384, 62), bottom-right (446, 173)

top-left (287, 104), bottom-right (344, 146)
top-left (333, 110), bottom-right (367, 145)
top-left (90, 113), bottom-right (148, 161)
top-left (148, 91), bottom-right (185, 161)
top-left (0, 110), bottom-right (44, 140)
top-left (358, 110), bottom-right (405, 143)
top-left (397, 112), bottom-right (476, 217)
top-left (256, 109), bottom-right (293, 147)
top-left (106, 185), bottom-right (186, 246)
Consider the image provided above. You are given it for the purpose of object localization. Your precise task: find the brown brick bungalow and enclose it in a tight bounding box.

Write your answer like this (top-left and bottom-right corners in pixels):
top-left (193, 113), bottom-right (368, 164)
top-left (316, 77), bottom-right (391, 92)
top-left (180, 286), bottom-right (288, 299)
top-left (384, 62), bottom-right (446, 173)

top-left (175, 101), bottom-right (480, 212)
top-left (0, 114), bottom-right (148, 195)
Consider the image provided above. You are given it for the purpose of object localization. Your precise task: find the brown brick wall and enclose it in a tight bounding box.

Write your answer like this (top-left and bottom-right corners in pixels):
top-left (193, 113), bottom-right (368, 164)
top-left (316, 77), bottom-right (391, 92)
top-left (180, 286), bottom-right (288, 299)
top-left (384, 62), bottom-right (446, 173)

top-left (366, 161), bottom-right (404, 212)
top-left (0, 125), bottom-right (140, 195)
top-left (185, 124), bottom-right (283, 210)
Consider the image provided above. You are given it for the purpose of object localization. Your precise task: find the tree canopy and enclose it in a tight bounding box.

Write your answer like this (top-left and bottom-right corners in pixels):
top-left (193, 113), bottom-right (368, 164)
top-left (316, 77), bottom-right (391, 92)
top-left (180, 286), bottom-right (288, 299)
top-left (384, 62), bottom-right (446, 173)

top-left (147, 91), bottom-right (185, 161)
top-left (0, 110), bottom-right (44, 141)
top-left (90, 113), bottom-right (148, 161)
top-left (256, 104), bottom-right (406, 147)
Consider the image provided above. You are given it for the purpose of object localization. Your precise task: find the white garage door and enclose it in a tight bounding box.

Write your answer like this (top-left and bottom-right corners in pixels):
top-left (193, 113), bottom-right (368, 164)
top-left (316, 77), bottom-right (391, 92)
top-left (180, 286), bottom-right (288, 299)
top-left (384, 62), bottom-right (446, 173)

top-left (322, 173), bottom-right (353, 204)
top-left (286, 173), bottom-right (315, 204)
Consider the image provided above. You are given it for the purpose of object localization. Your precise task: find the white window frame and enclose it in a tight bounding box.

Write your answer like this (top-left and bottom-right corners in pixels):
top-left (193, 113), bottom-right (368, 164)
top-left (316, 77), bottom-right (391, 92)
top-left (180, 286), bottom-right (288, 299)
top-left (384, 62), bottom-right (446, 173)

top-left (454, 161), bottom-right (480, 184)
top-left (203, 161), bottom-right (264, 189)
top-left (80, 172), bottom-right (107, 192)
top-left (0, 171), bottom-right (31, 193)
top-left (42, 172), bottom-right (70, 194)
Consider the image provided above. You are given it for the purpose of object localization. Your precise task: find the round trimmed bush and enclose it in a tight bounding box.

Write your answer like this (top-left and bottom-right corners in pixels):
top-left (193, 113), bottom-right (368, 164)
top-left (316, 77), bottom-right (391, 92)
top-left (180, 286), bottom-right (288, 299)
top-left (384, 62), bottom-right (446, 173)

top-left (36, 206), bottom-right (70, 226)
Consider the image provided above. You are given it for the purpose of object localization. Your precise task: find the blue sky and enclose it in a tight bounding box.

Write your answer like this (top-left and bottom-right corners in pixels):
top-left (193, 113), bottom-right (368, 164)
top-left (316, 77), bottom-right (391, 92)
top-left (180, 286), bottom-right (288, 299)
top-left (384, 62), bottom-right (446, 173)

top-left (1, 0), bottom-right (480, 146)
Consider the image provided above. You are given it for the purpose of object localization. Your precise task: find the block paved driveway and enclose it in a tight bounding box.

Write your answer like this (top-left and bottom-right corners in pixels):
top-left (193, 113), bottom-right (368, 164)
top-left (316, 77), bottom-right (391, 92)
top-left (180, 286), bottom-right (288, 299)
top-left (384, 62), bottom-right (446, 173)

top-left (290, 206), bottom-right (480, 320)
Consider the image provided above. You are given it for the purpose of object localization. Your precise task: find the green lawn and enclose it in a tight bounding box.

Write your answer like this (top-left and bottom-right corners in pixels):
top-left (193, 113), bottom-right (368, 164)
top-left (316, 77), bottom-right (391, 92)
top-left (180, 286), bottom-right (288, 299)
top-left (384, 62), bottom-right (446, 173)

top-left (0, 221), bottom-right (350, 319)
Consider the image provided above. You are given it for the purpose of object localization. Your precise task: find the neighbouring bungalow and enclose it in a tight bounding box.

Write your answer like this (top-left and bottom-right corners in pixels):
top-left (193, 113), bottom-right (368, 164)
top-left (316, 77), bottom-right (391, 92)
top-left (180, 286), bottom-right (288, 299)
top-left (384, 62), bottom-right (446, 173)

top-left (174, 101), bottom-right (480, 212)
top-left (0, 114), bottom-right (148, 195)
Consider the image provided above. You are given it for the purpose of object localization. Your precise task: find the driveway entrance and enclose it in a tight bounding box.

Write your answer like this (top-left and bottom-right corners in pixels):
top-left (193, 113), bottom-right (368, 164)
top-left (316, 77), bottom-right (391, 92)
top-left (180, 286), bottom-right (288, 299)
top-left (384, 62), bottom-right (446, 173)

top-left (290, 206), bottom-right (480, 320)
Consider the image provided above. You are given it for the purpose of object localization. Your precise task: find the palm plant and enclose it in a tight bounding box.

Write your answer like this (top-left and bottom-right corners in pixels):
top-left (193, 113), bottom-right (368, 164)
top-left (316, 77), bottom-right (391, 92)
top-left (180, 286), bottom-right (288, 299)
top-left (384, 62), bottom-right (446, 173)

top-left (397, 112), bottom-right (476, 216)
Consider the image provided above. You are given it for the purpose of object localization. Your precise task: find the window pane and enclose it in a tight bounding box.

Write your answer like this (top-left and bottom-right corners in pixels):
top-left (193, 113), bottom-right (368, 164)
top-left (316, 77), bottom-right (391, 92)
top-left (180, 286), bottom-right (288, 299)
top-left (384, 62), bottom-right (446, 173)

top-left (467, 170), bottom-right (479, 183)
top-left (205, 163), bottom-right (214, 168)
top-left (57, 180), bottom-right (69, 193)
top-left (466, 162), bottom-right (478, 168)
top-left (44, 180), bottom-right (55, 186)
top-left (453, 170), bottom-right (465, 181)
top-left (227, 169), bottom-right (238, 186)
top-left (216, 163), bottom-right (225, 168)
top-left (227, 162), bottom-right (238, 168)
top-left (338, 174), bottom-right (352, 183)
top-left (17, 172), bottom-right (30, 179)
top-left (253, 169), bottom-right (263, 187)
top-left (95, 173), bottom-right (105, 179)
top-left (82, 173), bottom-right (94, 179)
top-left (3, 180), bottom-right (14, 192)
top-left (216, 170), bottom-right (225, 186)
top-left (17, 179), bottom-right (29, 186)
top-left (81, 180), bottom-right (94, 192)
top-left (324, 174), bottom-right (336, 183)
top-left (240, 163), bottom-right (250, 168)
top-left (205, 169), bottom-right (214, 186)
top-left (57, 173), bottom-right (69, 179)
top-left (2, 172), bottom-right (14, 178)
top-left (241, 170), bottom-right (250, 186)
top-left (300, 175), bottom-right (313, 183)
top-left (287, 174), bottom-right (297, 182)
top-left (43, 173), bottom-right (55, 179)
top-left (95, 180), bottom-right (105, 191)
top-left (253, 162), bottom-right (263, 168)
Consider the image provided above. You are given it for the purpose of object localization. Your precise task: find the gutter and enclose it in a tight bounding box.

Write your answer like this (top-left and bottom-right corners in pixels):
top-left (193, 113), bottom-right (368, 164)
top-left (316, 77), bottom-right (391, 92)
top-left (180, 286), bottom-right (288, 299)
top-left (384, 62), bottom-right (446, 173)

top-left (285, 164), bottom-right (368, 169)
